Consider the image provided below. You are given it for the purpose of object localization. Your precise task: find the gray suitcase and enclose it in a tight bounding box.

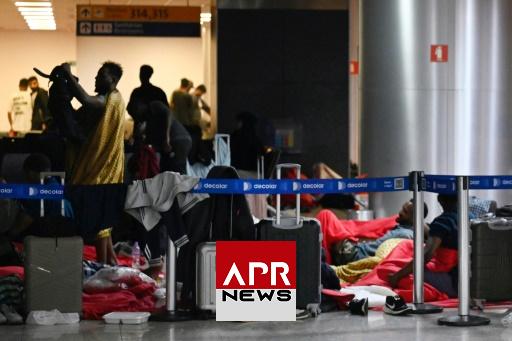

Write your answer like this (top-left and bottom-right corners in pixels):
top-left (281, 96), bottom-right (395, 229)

top-left (195, 242), bottom-right (216, 312)
top-left (24, 172), bottom-right (83, 314)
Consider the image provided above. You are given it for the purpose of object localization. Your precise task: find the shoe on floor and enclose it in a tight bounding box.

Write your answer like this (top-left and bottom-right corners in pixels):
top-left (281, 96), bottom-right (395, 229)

top-left (296, 309), bottom-right (310, 320)
top-left (0, 312), bottom-right (6, 325)
top-left (348, 298), bottom-right (368, 316)
top-left (0, 304), bottom-right (23, 324)
top-left (383, 295), bottom-right (412, 316)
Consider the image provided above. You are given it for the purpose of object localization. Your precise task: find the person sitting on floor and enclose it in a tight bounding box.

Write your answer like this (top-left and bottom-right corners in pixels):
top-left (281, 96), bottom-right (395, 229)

top-left (388, 194), bottom-right (462, 298)
top-left (331, 200), bottom-right (428, 265)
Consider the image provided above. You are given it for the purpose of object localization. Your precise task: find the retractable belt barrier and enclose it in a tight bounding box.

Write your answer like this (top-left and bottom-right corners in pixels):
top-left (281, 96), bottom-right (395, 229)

top-left (4, 174), bottom-right (512, 199)
top-left (426, 175), bottom-right (512, 193)
top-left (191, 176), bottom-right (409, 194)
top-left (0, 184), bottom-right (64, 200)
top-left (0, 177), bottom-right (409, 199)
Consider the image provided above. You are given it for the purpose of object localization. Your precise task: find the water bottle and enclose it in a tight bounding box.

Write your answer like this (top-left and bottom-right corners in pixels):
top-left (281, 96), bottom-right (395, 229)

top-left (132, 242), bottom-right (141, 269)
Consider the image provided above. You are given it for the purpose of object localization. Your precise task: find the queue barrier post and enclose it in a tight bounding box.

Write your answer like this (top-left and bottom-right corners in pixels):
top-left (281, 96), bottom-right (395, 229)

top-left (438, 176), bottom-right (490, 326)
top-left (409, 171), bottom-right (443, 314)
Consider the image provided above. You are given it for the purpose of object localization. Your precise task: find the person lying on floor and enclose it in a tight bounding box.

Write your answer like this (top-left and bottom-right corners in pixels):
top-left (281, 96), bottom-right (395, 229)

top-left (331, 200), bottom-right (428, 266)
top-left (388, 194), bottom-right (465, 298)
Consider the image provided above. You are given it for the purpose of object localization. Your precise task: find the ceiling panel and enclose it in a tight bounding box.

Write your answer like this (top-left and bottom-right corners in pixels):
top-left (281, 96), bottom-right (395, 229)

top-left (0, 0), bottom-right (211, 32)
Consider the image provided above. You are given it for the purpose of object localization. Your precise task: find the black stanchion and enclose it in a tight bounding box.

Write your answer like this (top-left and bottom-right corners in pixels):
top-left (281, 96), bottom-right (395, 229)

top-left (438, 176), bottom-right (490, 326)
top-left (409, 171), bottom-right (443, 314)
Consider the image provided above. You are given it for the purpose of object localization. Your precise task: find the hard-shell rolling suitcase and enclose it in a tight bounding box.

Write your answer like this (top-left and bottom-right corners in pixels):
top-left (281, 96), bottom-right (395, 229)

top-left (257, 164), bottom-right (322, 316)
top-left (24, 172), bottom-right (83, 314)
top-left (196, 242), bottom-right (216, 312)
top-left (471, 217), bottom-right (512, 302)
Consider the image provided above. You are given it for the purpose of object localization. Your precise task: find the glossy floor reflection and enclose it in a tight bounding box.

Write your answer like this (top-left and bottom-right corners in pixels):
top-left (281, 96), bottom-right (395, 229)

top-left (1, 309), bottom-right (511, 341)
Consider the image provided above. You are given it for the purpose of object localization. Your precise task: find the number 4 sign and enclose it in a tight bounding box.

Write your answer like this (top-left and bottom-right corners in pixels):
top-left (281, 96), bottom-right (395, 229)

top-left (431, 45), bottom-right (448, 63)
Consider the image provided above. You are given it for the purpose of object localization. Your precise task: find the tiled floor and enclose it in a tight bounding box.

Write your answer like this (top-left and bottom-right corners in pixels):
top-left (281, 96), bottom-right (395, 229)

top-left (1, 309), bottom-right (511, 341)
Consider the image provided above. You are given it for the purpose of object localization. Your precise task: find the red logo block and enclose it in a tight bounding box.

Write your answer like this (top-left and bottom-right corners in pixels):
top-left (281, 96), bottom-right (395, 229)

top-left (216, 241), bottom-right (296, 321)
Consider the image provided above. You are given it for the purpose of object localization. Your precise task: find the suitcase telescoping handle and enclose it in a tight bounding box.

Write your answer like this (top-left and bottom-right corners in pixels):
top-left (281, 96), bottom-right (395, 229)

top-left (214, 134), bottom-right (230, 166)
top-left (276, 163), bottom-right (301, 227)
top-left (40, 172), bottom-right (65, 217)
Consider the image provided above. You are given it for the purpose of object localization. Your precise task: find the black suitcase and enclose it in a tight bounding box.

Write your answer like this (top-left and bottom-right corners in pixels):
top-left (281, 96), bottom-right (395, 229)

top-left (471, 217), bottom-right (512, 302)
top-left (257, 164), bottom-right (322, 316)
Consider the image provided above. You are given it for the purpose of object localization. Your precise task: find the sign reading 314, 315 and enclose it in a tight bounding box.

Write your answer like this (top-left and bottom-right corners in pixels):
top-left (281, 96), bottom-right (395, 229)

top-left (77, 5), bottom-right (199, 23)
top-left (76, 5), bottom-right (200, 37)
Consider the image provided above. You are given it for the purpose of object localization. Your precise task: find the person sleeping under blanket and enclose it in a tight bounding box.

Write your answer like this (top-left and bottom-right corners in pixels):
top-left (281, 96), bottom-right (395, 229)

top-left (332, 238), bottom-right (406, 284)
top-left (330, 200), bottom-right (429, 266)
top-left (388, 194), bottom-right (471, 298)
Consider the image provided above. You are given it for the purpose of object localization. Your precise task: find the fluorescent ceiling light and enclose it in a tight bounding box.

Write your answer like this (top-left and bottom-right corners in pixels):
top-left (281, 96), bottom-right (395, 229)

top-left (18, 7), bottom-right (52, 11)
top-left (200, 12), bottom-right (212, 23)
top-left (15, 2), bottom-right (52, 7)
top-left (16, 1), bottom-right (57, 31)
top-left (22, 13), bottom-right (54, 17)
top-left (24, 15), bottom-right (54, 19)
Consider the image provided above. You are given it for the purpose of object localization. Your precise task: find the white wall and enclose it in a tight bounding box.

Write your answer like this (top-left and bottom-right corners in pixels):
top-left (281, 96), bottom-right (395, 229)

top-left (76, 36), bottom-right (203, 110)
top-left (0, 33), bottom-right (203, 131)
top-left (0, 31), bottom-right (76, 131)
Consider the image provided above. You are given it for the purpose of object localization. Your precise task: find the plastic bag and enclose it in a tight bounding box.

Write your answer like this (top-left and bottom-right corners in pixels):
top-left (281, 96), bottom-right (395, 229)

top-left (83, 266), bottom-right (156, 294)
top-left (26, 309), bottom-right (80, 325)
top-left (91, 267), bottom-right (156, 285)
top-left (83, 278), bottom-right (128, 294)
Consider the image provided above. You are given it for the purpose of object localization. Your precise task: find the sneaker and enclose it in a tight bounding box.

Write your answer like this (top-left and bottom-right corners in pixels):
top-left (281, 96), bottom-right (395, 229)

top-left (383, 295), bottom-right (412, 316)
top-left (348, 298), bottom-right (368, 316)
top-left (296, 309), bottom-right (310, 320)
top-left (0, 304), bottom-right (23, 325)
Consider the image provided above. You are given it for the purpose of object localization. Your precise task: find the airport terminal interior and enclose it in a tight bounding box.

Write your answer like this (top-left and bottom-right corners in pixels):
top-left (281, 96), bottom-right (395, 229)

top-left (1, 0), bottom-right (512, 339)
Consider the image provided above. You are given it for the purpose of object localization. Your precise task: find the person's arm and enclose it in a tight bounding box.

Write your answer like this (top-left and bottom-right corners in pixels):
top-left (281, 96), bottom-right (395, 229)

top-left (7, 111), bottom-right (13, 130)
top-left (388, 236), bottom-right (442, 287)
top-left (61, 63), bottom-right (105, 111)
top-left (162, 111), bottom-right (172, 154)
top-left (200, 98), bottom-right (211, 114)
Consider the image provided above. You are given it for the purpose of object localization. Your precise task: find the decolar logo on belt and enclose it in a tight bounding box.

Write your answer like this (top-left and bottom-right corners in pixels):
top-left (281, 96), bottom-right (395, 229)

top-left (204, 183), bottom-right (228, 189)
top-left (253, 183), bottom-right (277, 190)
top-left (347, 182), bottom-right (368, 189)
top-left (302, 183), bottom-right (324, 189)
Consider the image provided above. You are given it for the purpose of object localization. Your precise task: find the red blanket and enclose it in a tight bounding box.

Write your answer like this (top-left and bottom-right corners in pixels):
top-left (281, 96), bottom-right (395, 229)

top-left (0, 266), bottom-right (24, 280)
top-left (317, 209), bottom-right (398, 263)
top-left (353, 240), bottom-right (458, 302)
top-left (82, 283), bottom-right (157, 320)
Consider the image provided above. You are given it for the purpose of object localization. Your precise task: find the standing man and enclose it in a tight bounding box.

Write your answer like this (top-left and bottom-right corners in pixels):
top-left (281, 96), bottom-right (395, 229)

top-left (170, 78), bottom-right (202, 164)
top-left (61, 61), bottom-right (125, 265)
top-left (28, 76), bottom-right (50, 131)
top-left (169, 78), bottom-right (194, 126)
top-left (127, 64), bottom-right (167, 125)
top-left (7, 78), bottom-right (32, 137)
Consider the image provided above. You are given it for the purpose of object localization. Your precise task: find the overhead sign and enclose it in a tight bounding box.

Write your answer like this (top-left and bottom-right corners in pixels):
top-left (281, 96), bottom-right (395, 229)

top-left (77, 5), bottom-right (200, 37)
top-left (430, 45), bottom-right (448, 63)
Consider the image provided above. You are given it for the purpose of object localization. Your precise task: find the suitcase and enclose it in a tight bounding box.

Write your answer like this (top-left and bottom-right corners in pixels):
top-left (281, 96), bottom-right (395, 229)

top-left (24, 172), bottom-right (83, 314)
top-left (196, 242), bottom-right (216, 312)
top-left (470, 217), bottom-right (512, 302)
top-left (257, 163), bottom-right (322, 316)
